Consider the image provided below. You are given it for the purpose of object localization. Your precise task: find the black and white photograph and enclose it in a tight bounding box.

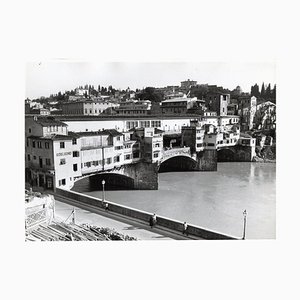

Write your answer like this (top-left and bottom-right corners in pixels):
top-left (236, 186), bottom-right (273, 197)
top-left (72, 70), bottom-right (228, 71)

top-left (2, 1), bottom-right (299, 299)
top-left (24, 62), bottom-right (276, 241)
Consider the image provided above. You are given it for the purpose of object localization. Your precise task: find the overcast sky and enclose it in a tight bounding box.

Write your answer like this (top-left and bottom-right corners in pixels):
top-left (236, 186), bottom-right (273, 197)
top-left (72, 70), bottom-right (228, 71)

top-left (25, 62), bottom-right (276, 99)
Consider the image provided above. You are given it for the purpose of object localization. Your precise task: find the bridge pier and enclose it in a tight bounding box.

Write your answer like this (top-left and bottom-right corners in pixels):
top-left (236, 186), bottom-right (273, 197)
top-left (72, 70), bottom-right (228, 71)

top-left (123, 161), bottom-right (158, 190)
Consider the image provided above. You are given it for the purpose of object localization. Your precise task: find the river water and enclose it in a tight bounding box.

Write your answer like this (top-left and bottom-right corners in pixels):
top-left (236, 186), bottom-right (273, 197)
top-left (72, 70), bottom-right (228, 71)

top-left (84, 162), bottom-right (276, 239)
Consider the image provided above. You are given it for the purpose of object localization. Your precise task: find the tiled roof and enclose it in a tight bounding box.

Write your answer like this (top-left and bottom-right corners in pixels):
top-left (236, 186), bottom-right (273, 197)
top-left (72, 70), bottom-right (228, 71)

top-left (35, 117), bottom-right (67, 127)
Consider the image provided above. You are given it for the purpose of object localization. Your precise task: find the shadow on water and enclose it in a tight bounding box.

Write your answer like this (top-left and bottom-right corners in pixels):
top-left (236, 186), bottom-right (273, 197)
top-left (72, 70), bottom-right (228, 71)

top-left (72, 173), bottom-right (135, 193)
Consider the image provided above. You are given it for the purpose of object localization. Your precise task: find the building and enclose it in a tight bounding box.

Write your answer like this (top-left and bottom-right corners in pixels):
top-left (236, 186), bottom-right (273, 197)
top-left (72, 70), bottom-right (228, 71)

top-left (25, 116), bottom-right (164, 191)
top-left (227, 103), bottom-right (238, 115)
top-left (254, 101), bottom-right (276, 130)
top-left (131, 127), bottom-right (164, 163)
top-left (30, 108), bottom-right (51, 115)
top-left (200, 114), bottom-right (239, 132)
top-left (161, 97), bottom-right (197, 114)
top-left (238, 96), bottom-right (257, 131)
top-left (61, 100), bottom-right (119, 115)
top-left (181, 79), bottom-right (197, 89)
top-left (75, 87), bottom-right (89, 96)
top-left (205, 92), bottom-right (230, 116)
top-left (181, 120), bottom-right (205, 153)
top-left (114, 100), bottom-right (152, 116)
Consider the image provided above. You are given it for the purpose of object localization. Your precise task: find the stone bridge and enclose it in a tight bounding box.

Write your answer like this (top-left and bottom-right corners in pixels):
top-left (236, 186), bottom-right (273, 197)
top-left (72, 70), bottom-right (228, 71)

top-left (160, 147), bottom-right (196, 164)
top-left (217, 145), bottom-right (256, 162)
top-left (71, 147), bottom-right (218, 191)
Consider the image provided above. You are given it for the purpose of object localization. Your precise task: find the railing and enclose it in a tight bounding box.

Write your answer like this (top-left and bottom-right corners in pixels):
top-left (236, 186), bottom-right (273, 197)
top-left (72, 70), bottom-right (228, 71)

top-left (162, 147), bottom-right (191, 160)
top-left (25, 208), bottom-right (47, 229)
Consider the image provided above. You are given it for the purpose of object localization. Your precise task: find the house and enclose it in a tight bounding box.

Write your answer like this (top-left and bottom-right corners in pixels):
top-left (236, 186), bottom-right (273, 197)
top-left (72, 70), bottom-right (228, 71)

top-left (161, 97), bottom-right (197, 114)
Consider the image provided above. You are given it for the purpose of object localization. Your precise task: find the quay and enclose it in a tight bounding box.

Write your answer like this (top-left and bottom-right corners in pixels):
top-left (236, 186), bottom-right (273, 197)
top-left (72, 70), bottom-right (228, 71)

top-left (52, 188), bottom-right (239, 240)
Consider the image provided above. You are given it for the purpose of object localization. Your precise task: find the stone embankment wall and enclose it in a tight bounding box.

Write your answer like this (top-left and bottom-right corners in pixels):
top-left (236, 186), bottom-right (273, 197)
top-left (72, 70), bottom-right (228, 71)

top-left (55, 188), bottom-right (238, 240)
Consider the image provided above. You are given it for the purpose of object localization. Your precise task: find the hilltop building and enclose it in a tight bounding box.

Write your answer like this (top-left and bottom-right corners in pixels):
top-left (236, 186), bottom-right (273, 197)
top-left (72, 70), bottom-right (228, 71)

top-left (181, 79), bottom-right (197, 89)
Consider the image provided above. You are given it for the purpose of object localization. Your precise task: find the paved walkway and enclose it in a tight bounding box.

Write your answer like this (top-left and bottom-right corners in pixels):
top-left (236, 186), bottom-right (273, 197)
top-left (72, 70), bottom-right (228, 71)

top-left (53, 195), bottom-right (195, 240)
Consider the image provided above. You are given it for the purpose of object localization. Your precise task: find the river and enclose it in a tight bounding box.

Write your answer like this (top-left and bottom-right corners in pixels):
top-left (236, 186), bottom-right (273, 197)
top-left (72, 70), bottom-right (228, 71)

top-left (84, 162), bottom-right (276, 239)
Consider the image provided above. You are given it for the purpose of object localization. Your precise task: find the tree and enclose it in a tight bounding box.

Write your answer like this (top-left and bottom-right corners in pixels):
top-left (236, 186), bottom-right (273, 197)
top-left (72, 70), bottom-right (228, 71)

top-left (251, 84), bottom-right (260, 97)
top-left (261, 83), bottom-right (265, 98)
top-left (271, 84), bottom-right (276, 103)
top-left (137, 87), bottom-right (163, 102)
top-left (265, 83), bottom-right (271, 99)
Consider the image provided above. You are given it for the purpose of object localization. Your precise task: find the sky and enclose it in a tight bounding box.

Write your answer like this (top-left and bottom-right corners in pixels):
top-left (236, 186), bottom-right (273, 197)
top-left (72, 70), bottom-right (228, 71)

top-left (25, 62), bottom-right (276, 99)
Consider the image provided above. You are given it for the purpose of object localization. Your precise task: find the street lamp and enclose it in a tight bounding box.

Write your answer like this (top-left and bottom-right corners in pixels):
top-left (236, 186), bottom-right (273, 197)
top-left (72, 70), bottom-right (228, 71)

top-left (102, 179), bottom-right (105, 203)
top-left (242, 209), bottom-right (247, 240)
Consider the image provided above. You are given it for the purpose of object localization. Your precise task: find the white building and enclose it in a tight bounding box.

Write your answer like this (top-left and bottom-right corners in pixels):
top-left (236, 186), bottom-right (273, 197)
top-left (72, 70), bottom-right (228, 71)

top-left (62, 100), bottom-right (119, 115)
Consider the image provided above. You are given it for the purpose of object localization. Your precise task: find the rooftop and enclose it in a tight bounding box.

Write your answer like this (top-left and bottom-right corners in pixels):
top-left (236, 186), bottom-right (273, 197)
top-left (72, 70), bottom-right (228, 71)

top-left (27, 134), bottom-right (75, 141)
top-left (74, 129), bottom-right (123, 138)
top-left (33, 117), bottom-right (68, 127)
top-left (162, 97), bottom-right (194, 103)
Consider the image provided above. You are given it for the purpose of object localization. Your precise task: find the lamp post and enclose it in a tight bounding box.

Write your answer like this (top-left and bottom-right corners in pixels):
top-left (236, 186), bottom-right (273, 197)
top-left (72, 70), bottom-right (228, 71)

top-left (102, 179), bottom-right (105, 203)
top-left (242, 209), bottom-right (247, 240)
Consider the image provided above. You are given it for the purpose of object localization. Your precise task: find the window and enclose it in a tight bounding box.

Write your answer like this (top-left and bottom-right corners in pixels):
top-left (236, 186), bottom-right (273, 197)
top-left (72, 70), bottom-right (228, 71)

top-left (33, 156), bottom-right (36, 160)
top-left (73, 151), bottom-right (79, 157)
top-left (114, 146), bottom-right (123, 150)
top-left (154, 143), bottom-right (160, 148)
top-left (72, 139), bottom-right (77, 145)
top-left (46, 158), bottom-right (51, 166)
top-left (59, 179), bottom-right (66, 186)
top-left (29, 128), bottom-right (32, 133)
top-left (60, 158), bottom-right (66, 165)
top-left (117, 136), bottom-right (121, 141)
top-left (114, 156), bottom-right (120, 163)
top-left (45, 142), bottom-right (50, 149)
top-left (196, 143), bottom-right (203, 147)
top-left (73, 164), bottom-right (78, 172)
top-left (84, 162), bottom-right (91, 167)
top-left (60, 142), bottom-right (65, 148)
top-left (153, 152), bottom-right (159, 158)
top-left (32, 141), bottom-right (36, 148)
top-left (27, 154), bottom-right (30, 161)
top-left (125, 154), bottom-right (131, 160)
top-left (207, 143), bottom-right (215, 146)
top-left (133, 151), bottom-right (140, 159)
top-left (106, 158), bottom-right (112, 164)
top-left (37, 141), bottom-right (42, 148)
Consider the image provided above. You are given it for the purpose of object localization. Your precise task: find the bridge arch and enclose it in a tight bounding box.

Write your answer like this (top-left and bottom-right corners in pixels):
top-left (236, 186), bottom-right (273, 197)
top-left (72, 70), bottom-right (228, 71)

top-left (72, 172), bottom-right (135, 193)
top-left (217, 148), bottom-right (235, 162)
top-left (158, 155), bottom-right (197, 173)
